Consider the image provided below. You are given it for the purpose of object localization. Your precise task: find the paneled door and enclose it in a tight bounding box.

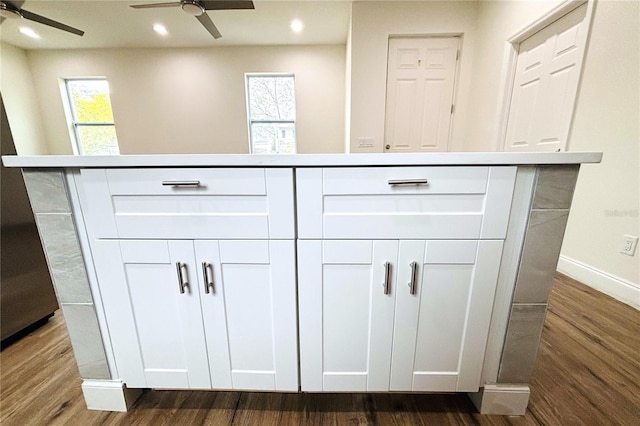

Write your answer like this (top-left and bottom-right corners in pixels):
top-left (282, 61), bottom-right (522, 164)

top-left (298, 239), bottom-right (503, 393)
top-left (93, 239), bottom-right (298, 391)
top-left (384, 37), bottom-right (459, 152)
top-left (504, 3), bottom-right (589, 152)
top-left (195, 240), bottom-right (298, 391)
top-left (390, 240), bottom-right (504, 392)
top-left (92, 240), bottom-right (211, 389)
top-left (298, 240), bottom-right (398, 391)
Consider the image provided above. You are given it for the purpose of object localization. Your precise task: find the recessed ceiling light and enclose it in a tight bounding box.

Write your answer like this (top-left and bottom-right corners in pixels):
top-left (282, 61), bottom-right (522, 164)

top-left (153, 23), bottom-right (168, 36)
top-left (290, 19), bottom-right (304, 33)
top-left (19, 27), bottom-right (40, 39)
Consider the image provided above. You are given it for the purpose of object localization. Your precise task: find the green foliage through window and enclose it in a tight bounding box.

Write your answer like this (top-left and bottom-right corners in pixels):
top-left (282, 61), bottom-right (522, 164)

top-left (65, 79), bottom-right (120, 155)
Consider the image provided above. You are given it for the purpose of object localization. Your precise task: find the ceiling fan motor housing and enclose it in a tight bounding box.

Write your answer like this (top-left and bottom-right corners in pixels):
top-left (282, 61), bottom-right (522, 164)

top-left (0, 2), bottom-right (23, 19)
top-left (181, 0), bottom-right (205, 16)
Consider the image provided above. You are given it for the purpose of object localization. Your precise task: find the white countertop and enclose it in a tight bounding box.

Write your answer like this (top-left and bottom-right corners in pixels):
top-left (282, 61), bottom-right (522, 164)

top-left (2, 152), bottom-right (602, 168)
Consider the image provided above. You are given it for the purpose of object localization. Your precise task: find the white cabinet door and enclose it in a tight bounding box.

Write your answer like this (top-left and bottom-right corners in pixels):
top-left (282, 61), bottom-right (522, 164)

top-left (390, 240), bottom-right (504, 392)
top-left (94, 239), bottom-right (298, 392)
top-left (92, 240), bottom-right (211, 389)
top-left (298, 240), bottom-right (398, 391)
top-left (298, 239), bottom-right (503, 393)
top-left (195, 240), bottom-right (298, 391)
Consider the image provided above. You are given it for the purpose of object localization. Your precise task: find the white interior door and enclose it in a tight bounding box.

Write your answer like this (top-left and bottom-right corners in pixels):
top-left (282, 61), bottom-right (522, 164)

top-left (504, 3), bottom-right (589, 152)
top-left (384, 37), bottom-right (459, 152)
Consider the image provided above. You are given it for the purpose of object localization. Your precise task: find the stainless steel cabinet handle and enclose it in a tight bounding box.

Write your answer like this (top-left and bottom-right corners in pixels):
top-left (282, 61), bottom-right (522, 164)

top-left (408, 261), bottom-right (418, 295)
top-left (388, 179), bottom-right (429, 186)
top-left (176, 262), bottom-right (189, 294)
top-left (162, 180), bottom-right (201, 187)
top-left (382, 261), bottom-right (391, 295)
top-left (202, 262), bottom-right (214, 294)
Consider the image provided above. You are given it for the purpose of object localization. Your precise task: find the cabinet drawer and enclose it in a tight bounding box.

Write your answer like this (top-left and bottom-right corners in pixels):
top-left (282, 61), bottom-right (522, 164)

top-left (297, 166), bottom-right (517, 239)
top-left (79, 168), bottom-right (294, 239)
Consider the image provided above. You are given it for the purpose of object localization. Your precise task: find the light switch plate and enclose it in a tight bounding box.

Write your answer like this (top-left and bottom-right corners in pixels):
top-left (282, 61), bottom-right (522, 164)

top-left (357, 137), bottom-right (375, 148)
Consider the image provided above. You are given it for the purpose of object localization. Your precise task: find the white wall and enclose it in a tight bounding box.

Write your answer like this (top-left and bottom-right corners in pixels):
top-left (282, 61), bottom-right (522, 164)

top-left (0, 42), bottom-right (49, 155)
top-left (344, 2), bottom-right (353, 153)
top-left (26, 45), bottom-right (345, 155)
top-left (348, 0), bottom-right (478, 153)
top-left (559, 0), bottom-right (639, 307)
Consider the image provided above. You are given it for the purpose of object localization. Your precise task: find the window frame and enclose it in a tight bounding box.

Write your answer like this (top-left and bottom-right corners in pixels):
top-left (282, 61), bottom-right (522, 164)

top-left (245, 73), bottom-right (297, 154)
top-left (63, 78), bottom-right (119, 156)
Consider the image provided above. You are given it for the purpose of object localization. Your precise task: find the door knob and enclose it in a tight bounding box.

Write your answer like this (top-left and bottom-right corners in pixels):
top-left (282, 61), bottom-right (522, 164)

top-left (385, 144), bottom-right (391, 150)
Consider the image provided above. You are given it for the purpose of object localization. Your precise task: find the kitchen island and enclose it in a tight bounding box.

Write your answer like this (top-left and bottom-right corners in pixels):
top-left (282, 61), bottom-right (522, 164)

top-left (2, 152), bottom-right (601, 415)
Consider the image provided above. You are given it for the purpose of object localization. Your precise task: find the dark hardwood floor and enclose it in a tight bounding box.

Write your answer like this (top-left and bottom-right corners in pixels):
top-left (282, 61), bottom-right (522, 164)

top-left (1, 274), bottom-right (639, 425)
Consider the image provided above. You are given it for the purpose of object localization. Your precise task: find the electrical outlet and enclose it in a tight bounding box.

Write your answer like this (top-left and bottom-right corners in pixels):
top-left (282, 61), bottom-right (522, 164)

top-left (620, 235), bottom-right (638, 256)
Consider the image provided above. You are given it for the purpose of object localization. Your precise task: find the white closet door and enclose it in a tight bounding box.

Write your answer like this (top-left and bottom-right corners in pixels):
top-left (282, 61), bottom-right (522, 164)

top-left (385, 37), bottom-right (459, 152)
top-left (504, 3), bottom-right (589, 152)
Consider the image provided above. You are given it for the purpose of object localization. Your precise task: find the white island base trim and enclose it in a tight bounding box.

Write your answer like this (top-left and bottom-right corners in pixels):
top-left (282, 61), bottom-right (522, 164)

top-left (469, 384), bottom-right (531, 416)
top-left (81, 380), bottom-right (531, 414)
top-left (81, 380), bottom-right (143, 412)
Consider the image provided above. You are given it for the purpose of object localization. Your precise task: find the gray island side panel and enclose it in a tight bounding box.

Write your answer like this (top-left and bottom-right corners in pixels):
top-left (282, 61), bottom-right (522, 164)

top-left (22, 169), bottom-right (111, 380)
top-left (497, 165), bottom-right (580, 384)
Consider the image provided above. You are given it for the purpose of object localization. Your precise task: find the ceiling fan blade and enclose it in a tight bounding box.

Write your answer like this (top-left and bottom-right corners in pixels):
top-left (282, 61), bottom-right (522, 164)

top-left (130, 2), bottom-right (181, 9)
top-left (196, 13), bottom-right (221, 39)
top-left (20, 9), bottom-right (84, 36)
top-left (201, 1), bottom-right (254, 11)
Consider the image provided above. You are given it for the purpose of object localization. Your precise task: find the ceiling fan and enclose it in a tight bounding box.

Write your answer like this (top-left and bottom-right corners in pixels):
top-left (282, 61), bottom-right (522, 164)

top-left (130, 0), bottom-right (254, 39)
top-left (0, 1), bottom-right (84, 36)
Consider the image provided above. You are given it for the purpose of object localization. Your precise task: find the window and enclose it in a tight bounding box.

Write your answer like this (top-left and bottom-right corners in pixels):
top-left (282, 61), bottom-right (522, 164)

top-left (246, 74), bottom-right (296, 154)
top-left (64, 79), bottom-right (120, 155)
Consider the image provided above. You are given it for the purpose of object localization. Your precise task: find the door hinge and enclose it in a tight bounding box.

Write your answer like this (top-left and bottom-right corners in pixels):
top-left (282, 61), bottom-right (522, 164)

top-left (456, 50), bottom-right (460, 61)
top-left (451, 104), bottom-right (455, 114)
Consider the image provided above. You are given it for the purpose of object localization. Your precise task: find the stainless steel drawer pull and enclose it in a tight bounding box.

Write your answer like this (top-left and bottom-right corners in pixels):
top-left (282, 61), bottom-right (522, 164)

top-left (382, 261), bottom-right (391, 295)
top-left (388, 179), bottom-right (429, 186)
top-left (408, 261), bottom-right (418, 295)
top-left (202, 262), bottom-right (214, 294)
top-left (176, 262), bottom-right (189, 294)
top-left (162, 180), bottom-right (201, 187)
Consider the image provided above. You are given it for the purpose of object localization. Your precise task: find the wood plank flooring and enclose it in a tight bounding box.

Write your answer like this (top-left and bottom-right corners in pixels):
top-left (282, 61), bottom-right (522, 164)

top-left (1, 274), bottom-right (639, 425)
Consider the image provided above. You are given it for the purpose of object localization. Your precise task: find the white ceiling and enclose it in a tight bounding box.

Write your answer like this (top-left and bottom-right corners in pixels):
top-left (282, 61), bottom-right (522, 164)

top-left (0, 0), bottom-right (352, 49)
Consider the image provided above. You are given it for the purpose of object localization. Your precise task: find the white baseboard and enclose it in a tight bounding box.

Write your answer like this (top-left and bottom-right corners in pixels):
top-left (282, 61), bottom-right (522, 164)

top-left (81, 380), bottom-right (142, 412)
top-left (469, 384), bottom-right (530, 416)
top-left (557, 256), bottom-right (639, 310)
